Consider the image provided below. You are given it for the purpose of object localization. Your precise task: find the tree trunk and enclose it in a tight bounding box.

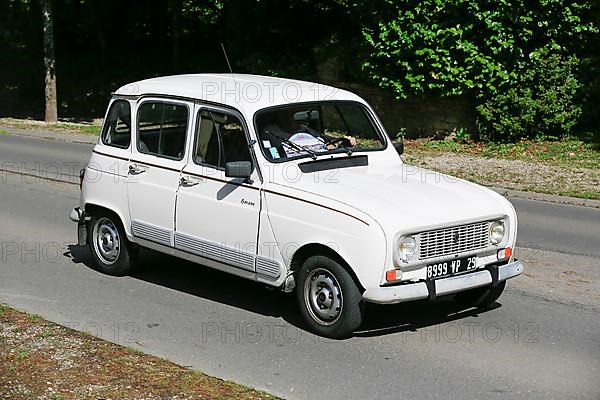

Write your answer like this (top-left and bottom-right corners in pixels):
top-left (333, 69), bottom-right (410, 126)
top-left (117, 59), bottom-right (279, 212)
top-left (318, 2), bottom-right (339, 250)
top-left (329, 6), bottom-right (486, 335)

top-left (171, 0), bottom-right (182, 71)
top-left (42, 0), bottom-right (57, 122)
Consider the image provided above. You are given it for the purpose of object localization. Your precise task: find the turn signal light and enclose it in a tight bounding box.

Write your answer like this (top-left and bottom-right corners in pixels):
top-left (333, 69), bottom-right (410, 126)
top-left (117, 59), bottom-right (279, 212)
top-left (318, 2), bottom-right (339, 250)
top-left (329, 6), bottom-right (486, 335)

top-left (386, 270), bottom-right (398, 282)
top-left (497, 247), bottom-right (513, 260)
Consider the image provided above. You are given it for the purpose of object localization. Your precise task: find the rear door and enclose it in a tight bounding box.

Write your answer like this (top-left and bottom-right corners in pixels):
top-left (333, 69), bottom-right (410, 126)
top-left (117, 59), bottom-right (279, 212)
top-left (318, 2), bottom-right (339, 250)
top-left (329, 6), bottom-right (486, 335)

top-left (126, 98), bottom-right (192, 247)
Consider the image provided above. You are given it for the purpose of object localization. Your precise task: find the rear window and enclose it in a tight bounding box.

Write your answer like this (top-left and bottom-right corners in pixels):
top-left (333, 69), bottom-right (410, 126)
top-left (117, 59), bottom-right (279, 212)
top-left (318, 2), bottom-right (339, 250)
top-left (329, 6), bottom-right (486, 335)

top-left (101, 100), bottom-right (131, 149)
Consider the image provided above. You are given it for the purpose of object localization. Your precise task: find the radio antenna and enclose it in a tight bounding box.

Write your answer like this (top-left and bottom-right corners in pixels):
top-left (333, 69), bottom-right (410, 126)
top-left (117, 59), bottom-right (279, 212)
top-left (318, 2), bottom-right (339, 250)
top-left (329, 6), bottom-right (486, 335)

top-left (220, 42), bottom-right (233, 75)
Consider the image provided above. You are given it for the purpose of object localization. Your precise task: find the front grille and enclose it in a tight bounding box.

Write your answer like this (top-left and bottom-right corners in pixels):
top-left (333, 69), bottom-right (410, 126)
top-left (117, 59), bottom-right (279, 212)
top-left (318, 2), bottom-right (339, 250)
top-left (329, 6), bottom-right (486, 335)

top-left (418, 221), bottom-right (490, 260)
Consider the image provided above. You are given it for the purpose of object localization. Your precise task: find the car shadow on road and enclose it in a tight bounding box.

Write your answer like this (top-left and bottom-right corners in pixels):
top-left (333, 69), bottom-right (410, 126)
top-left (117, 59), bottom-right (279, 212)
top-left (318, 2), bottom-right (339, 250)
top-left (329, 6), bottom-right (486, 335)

top-left (65, 244), bottom-right (305, 326)
top-left (356, 299), bottom-right (500, 337)
top-left (66, 244), bottom-right (502, 339)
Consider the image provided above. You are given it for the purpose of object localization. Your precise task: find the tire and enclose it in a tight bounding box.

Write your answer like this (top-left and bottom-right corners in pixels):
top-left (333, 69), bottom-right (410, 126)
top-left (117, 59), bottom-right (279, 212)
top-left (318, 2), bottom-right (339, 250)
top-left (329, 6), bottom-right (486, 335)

top-left (296, 255), bottom-right (364, 339)
top-left (455, 280), bottom-right (506, 308)
top-left (87, 211), bottom-right (135, 276)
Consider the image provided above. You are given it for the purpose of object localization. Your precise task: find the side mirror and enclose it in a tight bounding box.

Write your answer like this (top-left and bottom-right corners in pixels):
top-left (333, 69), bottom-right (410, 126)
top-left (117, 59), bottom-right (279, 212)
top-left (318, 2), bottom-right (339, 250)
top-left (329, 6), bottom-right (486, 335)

top-left (225, 161), bottom-right (253, 180)
top-left (394, 142), bottom-right (404, 155)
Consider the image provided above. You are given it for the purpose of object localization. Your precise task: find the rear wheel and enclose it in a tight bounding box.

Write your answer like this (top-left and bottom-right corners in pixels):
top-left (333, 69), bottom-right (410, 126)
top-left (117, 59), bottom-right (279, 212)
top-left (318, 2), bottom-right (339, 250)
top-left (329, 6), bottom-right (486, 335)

top-left (455, 281), bottom-right (506, 308)
top-left (296, 255), bottom-right (364, 339)
top-left (88, 212), bottom-right (135, 276)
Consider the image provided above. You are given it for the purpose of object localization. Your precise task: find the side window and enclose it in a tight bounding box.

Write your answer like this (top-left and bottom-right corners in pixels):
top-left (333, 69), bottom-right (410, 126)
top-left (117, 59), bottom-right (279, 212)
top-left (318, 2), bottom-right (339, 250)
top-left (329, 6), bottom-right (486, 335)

top-left (101, 100), bottom-right (131, 148)
top-left (194, 110), bottom-right (223, 168)
top-left (221, 113), bottom-right (251, 164)
top-left (137, 102), bottom-right (188, 160)
top-left (194, 110), bottom-right (251, 169)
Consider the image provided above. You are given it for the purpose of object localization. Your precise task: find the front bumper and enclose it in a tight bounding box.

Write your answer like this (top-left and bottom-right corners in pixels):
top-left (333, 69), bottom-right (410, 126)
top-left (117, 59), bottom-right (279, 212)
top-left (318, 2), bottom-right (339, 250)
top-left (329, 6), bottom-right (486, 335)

top-left (69, 207), bottom-right (88, 246)
top-left (363, 260), bottom-right (523, 304)
top-left (69, 207), bottom-right (83, 222)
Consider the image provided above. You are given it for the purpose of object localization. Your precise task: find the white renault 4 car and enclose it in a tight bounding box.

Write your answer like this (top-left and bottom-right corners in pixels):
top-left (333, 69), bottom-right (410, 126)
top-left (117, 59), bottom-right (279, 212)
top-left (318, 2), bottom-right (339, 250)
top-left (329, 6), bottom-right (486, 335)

top-left (70, 74), bottom-right (523, 339)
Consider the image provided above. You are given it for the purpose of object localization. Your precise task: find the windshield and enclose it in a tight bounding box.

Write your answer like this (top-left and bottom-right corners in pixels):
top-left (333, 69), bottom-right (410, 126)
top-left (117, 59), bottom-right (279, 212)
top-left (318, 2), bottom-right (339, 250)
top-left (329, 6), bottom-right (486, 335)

top-left (255, 101), bottom-right (386, 162)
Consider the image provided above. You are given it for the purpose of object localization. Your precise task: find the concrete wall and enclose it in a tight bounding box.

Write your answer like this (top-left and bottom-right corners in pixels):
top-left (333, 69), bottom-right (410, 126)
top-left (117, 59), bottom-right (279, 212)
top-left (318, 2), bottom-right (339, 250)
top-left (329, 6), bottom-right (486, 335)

top-left (315, 56), bottom-right (476, 139)
top-left (335, 82), bottom-right (476, 139)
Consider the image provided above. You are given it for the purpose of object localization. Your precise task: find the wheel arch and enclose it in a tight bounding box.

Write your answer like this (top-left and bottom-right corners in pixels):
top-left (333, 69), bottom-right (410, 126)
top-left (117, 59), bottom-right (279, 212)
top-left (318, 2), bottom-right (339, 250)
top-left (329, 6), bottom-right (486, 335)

top-left (290, 243), bottom-right (365, 293)
top-left (84, 203), bottom-right (132, 239)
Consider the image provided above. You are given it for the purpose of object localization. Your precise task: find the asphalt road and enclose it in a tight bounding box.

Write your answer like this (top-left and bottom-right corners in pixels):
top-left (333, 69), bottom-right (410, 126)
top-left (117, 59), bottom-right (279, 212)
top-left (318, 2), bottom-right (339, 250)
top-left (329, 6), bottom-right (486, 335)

top-left (510, 197), bottom-right (600, 258)
top-left (1, 134), bottom-right (599, 399)
top-left (0, 133), bottom-right (92, 183)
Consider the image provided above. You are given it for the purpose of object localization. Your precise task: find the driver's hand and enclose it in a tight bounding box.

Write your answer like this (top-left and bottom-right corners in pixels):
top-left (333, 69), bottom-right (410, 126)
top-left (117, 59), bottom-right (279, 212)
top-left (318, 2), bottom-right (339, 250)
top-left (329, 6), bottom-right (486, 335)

top-left (345, 136), bottom-right (357, 147)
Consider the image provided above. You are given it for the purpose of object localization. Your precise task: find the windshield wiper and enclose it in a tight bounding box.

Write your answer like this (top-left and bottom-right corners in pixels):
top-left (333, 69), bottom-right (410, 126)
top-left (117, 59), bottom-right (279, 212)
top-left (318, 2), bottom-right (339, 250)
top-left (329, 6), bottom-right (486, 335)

top-left (337, 144), bottom-right (354, 157)
top-left (264, 129), bottom-right (318, 160)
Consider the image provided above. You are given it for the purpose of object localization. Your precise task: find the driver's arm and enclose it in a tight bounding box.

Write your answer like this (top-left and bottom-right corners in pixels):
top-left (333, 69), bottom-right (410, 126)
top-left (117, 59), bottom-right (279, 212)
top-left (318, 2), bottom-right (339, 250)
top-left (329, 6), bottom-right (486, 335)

top-left (297, 125), bottom-right (357, 148)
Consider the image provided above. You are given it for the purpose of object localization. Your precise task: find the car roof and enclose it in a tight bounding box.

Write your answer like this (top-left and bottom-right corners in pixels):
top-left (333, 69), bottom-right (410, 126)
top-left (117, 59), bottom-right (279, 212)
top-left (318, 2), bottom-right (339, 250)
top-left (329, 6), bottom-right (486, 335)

top-left (114, 73), bottom-right (364, 115)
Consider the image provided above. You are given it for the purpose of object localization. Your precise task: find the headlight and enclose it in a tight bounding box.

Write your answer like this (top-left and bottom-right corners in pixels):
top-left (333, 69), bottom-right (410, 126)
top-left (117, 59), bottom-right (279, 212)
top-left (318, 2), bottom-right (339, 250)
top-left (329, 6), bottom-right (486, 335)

top-left (398, 236), bottom-right (417, 262)
top-left (489, 220), bottom-right (505, 245)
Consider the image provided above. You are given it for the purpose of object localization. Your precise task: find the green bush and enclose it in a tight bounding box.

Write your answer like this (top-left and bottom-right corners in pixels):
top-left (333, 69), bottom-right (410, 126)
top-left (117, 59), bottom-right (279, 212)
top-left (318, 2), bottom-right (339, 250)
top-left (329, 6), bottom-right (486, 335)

top-left (355, 0), bottom-right (596, 142)
top-left (476, 46), bottom-right (582, 141)
top-left (454, 128), bottom-right (472, 143)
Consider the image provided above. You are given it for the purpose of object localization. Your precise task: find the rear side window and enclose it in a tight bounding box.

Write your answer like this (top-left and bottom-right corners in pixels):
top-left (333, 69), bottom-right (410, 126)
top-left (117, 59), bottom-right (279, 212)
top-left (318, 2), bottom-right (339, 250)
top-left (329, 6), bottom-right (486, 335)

top-left (137, 102), bottom-right (188, 160)
top-left (101, 100), bottom-right (131, 148)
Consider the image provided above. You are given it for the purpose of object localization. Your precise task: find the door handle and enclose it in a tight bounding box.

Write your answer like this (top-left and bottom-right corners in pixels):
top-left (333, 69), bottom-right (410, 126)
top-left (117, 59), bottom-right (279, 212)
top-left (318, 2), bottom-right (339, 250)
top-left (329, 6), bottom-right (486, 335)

top-left (180, 175), bottom-right (200, 187)
top-left (128, 163), bottom-right (147, 175)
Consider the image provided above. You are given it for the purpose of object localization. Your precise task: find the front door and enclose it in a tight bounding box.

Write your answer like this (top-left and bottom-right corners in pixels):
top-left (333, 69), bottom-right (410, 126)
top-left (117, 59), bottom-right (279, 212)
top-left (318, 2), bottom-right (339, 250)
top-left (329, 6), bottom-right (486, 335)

top-left (127, 98), bottom-right (192, 247)
top-left (175, 105), bottom-right (261, 271)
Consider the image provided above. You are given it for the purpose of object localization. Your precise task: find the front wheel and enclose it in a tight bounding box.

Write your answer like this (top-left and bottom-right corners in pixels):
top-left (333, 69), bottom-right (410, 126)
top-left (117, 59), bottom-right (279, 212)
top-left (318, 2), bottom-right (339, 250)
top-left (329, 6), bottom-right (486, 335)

top-left (88, 212), bottom-right (135, 276)
top-left (296, 256), bottom-right (364, 339)
top-left (455, 280), bottom-right (506, 308)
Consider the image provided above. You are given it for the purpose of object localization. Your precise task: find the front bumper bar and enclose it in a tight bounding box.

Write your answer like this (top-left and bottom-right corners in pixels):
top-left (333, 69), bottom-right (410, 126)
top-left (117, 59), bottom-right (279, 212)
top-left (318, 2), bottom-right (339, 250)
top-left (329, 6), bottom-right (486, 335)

top-left (69, 207), bottom-right (88, 245)
top-left (363, 260), bottom-right (523, 304)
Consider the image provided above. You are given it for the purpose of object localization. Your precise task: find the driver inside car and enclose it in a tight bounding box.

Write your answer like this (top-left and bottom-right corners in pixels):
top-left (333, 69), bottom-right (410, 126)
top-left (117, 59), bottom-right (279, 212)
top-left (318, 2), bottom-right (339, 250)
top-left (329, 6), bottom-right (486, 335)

top-left (260, 109), bottom-right (356, 159)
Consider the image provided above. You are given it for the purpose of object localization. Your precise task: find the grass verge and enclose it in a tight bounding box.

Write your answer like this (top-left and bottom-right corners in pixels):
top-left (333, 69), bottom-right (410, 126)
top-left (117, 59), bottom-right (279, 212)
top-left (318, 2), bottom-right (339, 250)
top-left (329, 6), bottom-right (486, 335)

top-left (405, 139), bottom-right (600, 170)
top-left (403, 139), bottom-right (600, 200)
top-left (0, 304), bottom-right (278, 400)
top-left (0, 117), bottom-right (101, 136)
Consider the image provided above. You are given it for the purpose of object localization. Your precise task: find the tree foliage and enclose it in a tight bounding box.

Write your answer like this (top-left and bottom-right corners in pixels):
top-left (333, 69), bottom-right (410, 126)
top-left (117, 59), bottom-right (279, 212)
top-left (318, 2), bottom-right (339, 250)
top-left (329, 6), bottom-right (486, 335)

top-left (0, 0), bottom-right (597, 142)
top-left (476, 47), bottom-right (581, 141)
top-left (356, 0), bottom-right (597, 140)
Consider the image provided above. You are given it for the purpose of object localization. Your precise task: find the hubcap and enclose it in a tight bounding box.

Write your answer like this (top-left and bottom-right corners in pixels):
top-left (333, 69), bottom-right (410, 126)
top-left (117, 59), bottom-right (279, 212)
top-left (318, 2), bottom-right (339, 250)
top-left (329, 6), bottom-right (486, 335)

top-left (304, 268), bottom-right (343, 326)
top-left (92, 217), bottom-right (121, 265)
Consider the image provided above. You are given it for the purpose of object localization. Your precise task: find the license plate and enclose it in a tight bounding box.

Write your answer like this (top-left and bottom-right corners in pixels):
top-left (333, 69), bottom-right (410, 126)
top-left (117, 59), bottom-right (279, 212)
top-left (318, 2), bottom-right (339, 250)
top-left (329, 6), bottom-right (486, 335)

top-left (426, 256), bottom-right (477, 280)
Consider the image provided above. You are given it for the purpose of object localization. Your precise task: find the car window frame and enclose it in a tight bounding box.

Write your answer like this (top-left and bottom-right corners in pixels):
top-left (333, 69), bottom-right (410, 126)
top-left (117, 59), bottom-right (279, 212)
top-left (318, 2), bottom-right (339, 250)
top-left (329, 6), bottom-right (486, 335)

top-left (101, 99), bottom-right (132, 150)
top-left (135, 98), bottom-right (191, 162)
top-left (253, 100), bottom-right (389, 164)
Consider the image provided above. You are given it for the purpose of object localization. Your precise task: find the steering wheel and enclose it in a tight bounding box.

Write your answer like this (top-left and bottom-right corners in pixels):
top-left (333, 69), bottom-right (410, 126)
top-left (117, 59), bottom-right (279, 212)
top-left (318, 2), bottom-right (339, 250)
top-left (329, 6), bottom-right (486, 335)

top-left (325, 137), bottom-right (353, 148)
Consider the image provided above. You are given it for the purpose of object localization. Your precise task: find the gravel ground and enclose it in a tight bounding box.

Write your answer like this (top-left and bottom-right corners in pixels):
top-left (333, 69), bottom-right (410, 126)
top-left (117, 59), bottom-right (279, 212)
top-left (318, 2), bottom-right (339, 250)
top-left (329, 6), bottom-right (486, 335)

top-left (404, 153), bottom-right (600, 200)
